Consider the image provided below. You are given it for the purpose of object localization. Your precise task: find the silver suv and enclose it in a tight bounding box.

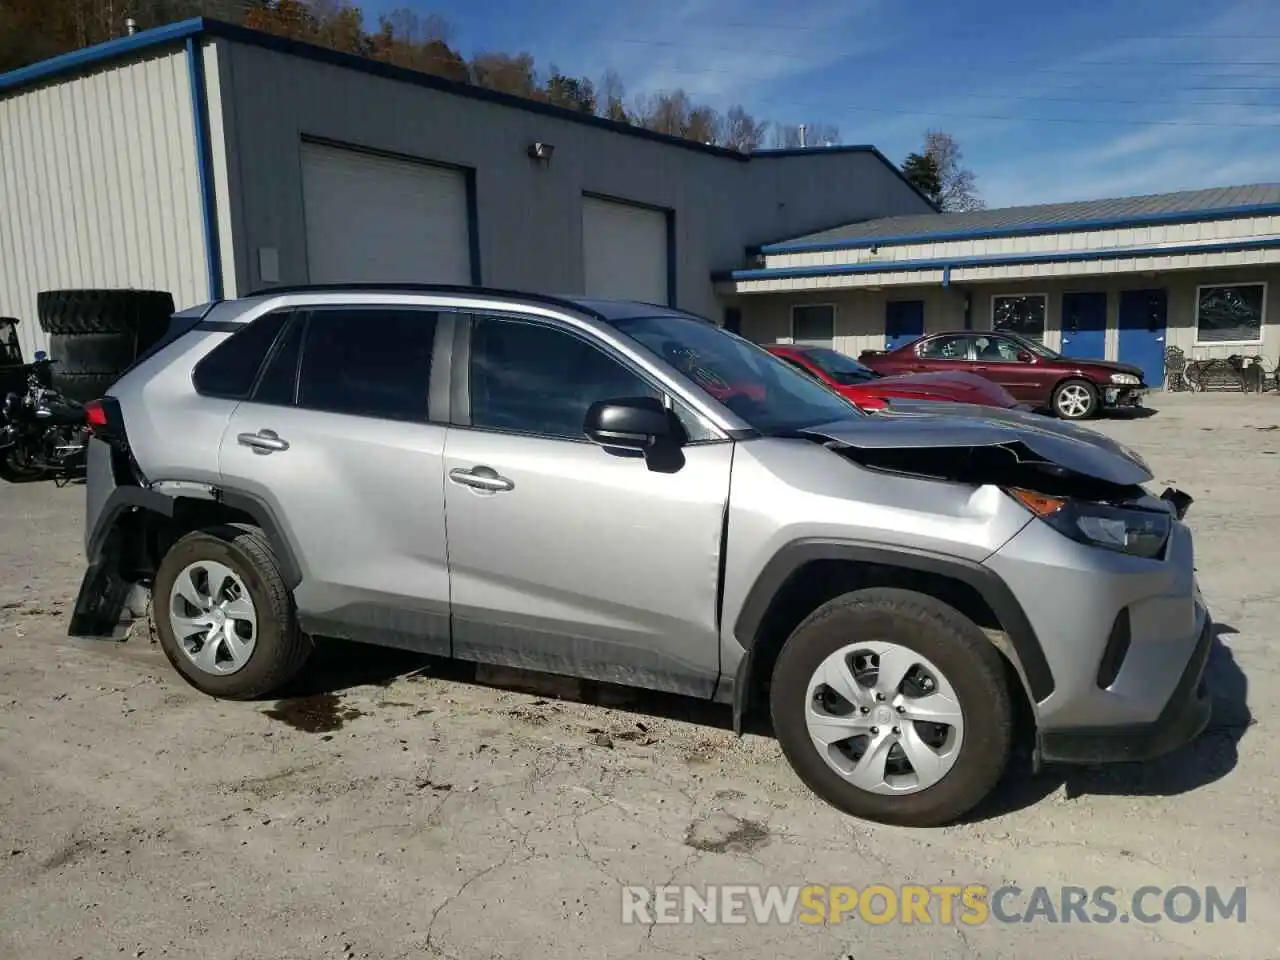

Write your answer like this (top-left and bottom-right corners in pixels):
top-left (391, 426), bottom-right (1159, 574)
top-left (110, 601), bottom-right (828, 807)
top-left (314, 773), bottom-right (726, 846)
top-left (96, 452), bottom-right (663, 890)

top-left (69, 285), bottom-right (1213, 827)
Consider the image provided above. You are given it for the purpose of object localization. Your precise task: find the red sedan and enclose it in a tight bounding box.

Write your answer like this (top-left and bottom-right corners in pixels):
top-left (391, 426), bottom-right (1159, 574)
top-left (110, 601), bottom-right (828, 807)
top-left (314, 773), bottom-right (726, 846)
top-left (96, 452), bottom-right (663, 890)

top-left (764, 344), bottom-right (1022, 411)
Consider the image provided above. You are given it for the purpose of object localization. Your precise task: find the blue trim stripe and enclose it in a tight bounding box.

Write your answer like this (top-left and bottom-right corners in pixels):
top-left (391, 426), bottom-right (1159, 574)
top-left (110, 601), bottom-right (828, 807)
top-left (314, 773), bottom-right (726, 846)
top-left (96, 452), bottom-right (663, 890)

top-left (759, 202), bottom-right (1280, 254)
top-left (0, 18), bottom-right (205, 93)
top-left (185, 37), bottom-right (223, 301)
top-left (722, 236), bottom-right (1280, 283)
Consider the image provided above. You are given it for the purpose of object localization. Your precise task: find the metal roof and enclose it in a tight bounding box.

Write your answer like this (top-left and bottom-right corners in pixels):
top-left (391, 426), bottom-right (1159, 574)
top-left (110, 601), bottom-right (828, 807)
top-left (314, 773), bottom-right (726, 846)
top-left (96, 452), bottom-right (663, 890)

top-left (0, 18), bottom-right (934, 209)
top-left (762, 183), bottom-right (1280, 254)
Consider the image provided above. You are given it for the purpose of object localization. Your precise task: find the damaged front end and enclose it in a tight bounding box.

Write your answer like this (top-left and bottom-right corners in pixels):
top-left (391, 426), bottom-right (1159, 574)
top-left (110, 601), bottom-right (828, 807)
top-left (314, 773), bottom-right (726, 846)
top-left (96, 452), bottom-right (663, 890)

top-left (801, 406), bottom-right (1193, 553)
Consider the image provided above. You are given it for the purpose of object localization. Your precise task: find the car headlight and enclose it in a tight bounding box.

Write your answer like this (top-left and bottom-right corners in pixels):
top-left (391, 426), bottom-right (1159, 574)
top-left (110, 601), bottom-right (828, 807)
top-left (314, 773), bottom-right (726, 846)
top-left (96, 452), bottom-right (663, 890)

top-left (1008, 488), bottom-right (1171, 558)
top-left (1110, 373), bottom-right (1140, 385)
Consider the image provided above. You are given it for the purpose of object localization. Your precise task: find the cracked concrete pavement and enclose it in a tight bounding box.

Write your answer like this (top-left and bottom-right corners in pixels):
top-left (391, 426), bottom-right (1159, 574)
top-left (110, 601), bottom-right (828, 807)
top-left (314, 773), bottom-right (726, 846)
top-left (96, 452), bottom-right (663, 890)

top-left (0, 392), bottom-right (1277, 959)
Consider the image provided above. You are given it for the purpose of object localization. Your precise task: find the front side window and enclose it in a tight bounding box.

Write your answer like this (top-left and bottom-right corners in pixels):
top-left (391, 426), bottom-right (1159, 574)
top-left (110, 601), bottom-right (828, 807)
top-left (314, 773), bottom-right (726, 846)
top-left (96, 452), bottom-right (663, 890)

top-left (972, 335), bottom-right (1025, 362)
top-left (295, 307), bottom-right (437, 421)
top-left (612, 314), bottom-right (859, 435)
top-left (468, 315), bottom-right (662, 440)
top-left (992, 294), bottom-right (1047, 342)
top-left (1196, 283), bottom-right (1265, 344)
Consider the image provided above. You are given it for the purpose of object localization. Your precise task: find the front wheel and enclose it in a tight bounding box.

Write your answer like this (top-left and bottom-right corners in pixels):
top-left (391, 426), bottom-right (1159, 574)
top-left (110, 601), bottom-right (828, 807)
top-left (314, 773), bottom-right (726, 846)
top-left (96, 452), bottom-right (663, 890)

top-left (152, 524), bottom-right (313, 699)
top-left (1052, 378), bottom-right (1099, 420)
top-left (770, 588), bottom-right (1013, 827)
top-left (0, 445), bottom-right (47, 483)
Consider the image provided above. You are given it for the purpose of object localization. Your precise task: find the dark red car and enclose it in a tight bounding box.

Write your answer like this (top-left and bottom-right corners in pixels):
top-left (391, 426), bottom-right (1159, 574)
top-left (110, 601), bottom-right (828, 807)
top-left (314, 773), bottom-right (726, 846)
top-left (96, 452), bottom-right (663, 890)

top-left (764, 343), bottom-right (1021, 411)
top-left (858, 330), bottom-right (1147, 420)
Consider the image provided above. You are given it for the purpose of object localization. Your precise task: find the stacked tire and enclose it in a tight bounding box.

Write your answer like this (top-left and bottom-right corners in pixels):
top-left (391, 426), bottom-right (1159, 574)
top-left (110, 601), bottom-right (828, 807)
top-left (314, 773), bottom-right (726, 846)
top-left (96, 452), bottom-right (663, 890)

top-left (37, 290), bottom-right (176, 403)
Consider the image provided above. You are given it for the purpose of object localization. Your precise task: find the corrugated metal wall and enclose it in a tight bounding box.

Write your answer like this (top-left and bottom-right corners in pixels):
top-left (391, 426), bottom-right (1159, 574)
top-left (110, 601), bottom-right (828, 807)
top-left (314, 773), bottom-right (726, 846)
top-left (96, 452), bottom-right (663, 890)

top-left (0, 50), bottom-right (207, 358)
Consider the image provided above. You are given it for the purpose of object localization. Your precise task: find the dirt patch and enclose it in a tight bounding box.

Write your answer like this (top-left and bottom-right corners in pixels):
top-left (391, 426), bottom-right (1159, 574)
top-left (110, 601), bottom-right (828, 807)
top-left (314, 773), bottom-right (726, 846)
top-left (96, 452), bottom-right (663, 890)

top-left (684, 812), bottom-right (771, 854)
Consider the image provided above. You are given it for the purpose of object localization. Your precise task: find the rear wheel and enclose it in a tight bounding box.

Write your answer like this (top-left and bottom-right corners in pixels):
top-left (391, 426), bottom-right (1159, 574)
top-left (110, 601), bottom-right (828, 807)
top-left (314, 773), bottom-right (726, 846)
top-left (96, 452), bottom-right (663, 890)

top-left (770, 588), bottom-right (1013, 827)
top-left (1051, 378), bottom-right (1098, 420)
top-left (152, 524), bottom-right (313, 699)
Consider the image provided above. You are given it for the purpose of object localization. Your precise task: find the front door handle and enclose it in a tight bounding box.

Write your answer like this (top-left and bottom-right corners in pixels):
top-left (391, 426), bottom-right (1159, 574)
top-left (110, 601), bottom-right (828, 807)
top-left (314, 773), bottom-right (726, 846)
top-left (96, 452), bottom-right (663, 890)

top-left (449, 465), bottom-right (514, 492)
top-left (237, 429), bottom-right (289, 454)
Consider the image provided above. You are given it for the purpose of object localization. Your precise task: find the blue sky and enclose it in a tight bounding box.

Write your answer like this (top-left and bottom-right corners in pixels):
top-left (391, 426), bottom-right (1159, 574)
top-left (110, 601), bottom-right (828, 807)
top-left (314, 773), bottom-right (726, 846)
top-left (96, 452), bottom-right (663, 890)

top-left (359, 0), bottom-right (1280, 208)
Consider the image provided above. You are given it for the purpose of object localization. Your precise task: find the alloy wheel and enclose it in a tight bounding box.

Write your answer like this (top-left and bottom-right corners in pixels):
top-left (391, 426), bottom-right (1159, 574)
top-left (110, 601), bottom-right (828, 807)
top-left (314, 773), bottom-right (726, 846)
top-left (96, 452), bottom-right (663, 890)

top-left (1056, 383), bottom-right (1093, 418)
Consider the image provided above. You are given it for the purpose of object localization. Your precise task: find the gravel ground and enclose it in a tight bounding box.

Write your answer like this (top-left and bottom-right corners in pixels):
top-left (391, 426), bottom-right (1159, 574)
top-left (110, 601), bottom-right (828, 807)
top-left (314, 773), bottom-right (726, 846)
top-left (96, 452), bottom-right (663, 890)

top-left (0, 392), bottom-right (1277, 960)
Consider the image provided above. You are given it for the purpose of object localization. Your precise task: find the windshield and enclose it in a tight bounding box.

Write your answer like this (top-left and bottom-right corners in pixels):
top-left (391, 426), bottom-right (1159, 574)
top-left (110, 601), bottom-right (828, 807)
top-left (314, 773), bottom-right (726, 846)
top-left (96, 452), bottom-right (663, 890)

top-left (1008, 333), bottom-right (1060, 360)
top-left (612, 315), bottom-right (861, 434)
top-left (799, 346), bottom-right (880, 385)
top-left (0, 318), bottom-right (20, 365)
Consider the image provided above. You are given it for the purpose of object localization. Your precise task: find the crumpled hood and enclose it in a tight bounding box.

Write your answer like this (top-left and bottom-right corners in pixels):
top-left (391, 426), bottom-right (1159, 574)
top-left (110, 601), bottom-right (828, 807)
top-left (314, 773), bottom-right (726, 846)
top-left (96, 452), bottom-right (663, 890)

top-left (800, 402), bottom-right (1153, 487)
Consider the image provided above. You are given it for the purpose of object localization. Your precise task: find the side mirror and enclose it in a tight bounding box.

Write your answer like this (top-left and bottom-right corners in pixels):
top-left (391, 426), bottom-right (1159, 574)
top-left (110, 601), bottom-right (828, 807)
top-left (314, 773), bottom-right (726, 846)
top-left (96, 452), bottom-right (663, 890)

top-left (584, 396), bottom-right (673, 451)
top-left (1017, 351), bottom-right (1035, 363)
top-left (584, 397), bottom-right (685, 473)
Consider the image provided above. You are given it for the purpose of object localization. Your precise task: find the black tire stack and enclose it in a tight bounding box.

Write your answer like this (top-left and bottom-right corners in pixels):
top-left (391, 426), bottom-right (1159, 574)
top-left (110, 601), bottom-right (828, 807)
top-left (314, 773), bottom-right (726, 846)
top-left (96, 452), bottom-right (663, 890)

top-left (36, 290), bottom-right (176, 403)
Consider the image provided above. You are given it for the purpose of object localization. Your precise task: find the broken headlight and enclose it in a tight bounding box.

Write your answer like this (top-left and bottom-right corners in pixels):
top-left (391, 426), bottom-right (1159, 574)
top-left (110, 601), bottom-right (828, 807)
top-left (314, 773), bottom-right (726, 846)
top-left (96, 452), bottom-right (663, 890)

top-left (1008, 488), bottom-right (1171, 558)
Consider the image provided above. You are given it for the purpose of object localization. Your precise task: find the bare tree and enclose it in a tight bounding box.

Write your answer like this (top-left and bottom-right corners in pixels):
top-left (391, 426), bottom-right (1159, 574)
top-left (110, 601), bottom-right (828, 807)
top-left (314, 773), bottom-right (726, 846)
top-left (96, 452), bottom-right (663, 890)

top-left (598, 68), bottom-right (630, 123)
top-left (722, 105), bottom-right (766, 153)
top-left (920, 129), bottom-right (985, 211)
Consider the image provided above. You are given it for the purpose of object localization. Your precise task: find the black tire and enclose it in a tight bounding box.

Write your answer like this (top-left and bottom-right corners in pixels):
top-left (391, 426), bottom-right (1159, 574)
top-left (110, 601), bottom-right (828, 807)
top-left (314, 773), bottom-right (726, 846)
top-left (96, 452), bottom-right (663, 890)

top-left (769, 587), bottom-right (1013, 828)
top-left (37, 289), bottom-right (174, 349)
top-left (152, 524), bottom-right (313, 699)
top-left (1050, 378), bottom-right (1099, 421)
top-left (50, 371), bottom-right (120, 404)
top-left (48, 332), bottom-right (139, 375)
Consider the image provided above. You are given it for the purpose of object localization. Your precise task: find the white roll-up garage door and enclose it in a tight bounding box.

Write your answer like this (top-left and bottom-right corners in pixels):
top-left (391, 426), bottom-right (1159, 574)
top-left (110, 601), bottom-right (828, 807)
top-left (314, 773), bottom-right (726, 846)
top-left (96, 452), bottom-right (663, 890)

top-left (300, 141), bottom-right (472, 285)
top-left (581, 195), bottom-right (669, 305)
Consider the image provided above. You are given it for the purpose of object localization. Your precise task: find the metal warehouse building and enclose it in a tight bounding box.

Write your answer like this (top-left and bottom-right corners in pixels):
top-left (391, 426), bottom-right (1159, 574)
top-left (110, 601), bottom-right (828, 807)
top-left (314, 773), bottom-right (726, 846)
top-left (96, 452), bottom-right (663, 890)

top-left (0, 17), bottom-right (935, 360)
top-left (719, 185), bottom-right (1280, 387)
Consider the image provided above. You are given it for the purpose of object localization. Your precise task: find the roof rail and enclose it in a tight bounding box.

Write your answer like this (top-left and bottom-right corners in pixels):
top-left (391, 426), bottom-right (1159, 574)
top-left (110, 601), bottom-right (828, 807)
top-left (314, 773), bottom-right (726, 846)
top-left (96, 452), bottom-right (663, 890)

top-left (241, 282), bottom-right (610, 318)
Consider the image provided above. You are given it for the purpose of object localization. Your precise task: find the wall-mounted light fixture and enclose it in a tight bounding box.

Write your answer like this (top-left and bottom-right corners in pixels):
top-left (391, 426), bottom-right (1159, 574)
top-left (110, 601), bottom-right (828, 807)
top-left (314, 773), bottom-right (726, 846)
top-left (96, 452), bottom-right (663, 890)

top-left (527, 141), bottom-right (555, 162)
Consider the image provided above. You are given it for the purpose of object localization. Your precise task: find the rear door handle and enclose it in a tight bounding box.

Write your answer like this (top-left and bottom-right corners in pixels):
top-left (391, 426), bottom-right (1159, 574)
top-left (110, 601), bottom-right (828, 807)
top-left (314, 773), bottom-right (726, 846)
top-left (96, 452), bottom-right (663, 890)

top-left (237, 429), bottom-right (289, 454)
top-left (449, 466), bottom-right (514, 492)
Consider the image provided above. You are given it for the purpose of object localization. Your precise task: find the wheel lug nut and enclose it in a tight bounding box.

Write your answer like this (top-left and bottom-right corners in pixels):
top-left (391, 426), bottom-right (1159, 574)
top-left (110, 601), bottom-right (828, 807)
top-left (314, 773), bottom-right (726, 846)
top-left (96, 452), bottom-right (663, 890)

top-left (870, 727), bottom-right (879, 735)
top-left (860, 706), bottom-right (870, 714)
top-left (875, 693), bottom-right (885, 702)
top-left (892, 726), bottom-right (900, 735)
top-left (896, 705), bottom-right (905, 713)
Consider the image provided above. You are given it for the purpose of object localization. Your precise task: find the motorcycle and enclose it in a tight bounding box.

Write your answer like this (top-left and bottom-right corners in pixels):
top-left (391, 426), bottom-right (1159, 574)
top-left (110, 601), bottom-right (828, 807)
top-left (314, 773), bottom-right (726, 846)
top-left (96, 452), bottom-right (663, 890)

top-left (0, 352), bottom-right (91, 484)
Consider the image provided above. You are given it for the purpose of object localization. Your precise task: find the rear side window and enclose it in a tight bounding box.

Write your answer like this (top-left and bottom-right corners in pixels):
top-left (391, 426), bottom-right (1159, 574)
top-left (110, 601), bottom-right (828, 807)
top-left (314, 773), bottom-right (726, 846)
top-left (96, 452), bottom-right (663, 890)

top-left (192, 311), bottom-right (292, 399)
top-left (295, 307), bottom-right (438, 422)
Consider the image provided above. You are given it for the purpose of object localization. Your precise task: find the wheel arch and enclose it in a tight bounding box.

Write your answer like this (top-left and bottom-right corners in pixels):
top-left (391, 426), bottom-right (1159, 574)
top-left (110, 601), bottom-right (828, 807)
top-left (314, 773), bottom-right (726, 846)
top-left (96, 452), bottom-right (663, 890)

top-left (70, 485), bottom-right (303, 638)
top-left (728, 539), bottom-right (1052, 735)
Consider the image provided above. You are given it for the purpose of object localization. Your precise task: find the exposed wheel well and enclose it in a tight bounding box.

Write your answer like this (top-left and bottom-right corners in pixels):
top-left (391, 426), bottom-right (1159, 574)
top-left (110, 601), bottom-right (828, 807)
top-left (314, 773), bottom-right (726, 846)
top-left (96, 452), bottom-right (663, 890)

top-left (119, 498), bottom-right (261, 584)
top-left (742, 559), bottom-right (1036, 748)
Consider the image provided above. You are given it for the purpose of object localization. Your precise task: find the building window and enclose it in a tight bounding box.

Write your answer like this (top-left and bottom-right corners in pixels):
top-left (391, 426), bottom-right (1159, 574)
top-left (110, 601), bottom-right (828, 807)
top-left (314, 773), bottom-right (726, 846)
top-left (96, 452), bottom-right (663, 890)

top-left (791, 304), bottom-right (835, 344)
top-left (991, 294), bottom-right (1047, 342)
top-left (1196, 283), bottom-right (1265, 344)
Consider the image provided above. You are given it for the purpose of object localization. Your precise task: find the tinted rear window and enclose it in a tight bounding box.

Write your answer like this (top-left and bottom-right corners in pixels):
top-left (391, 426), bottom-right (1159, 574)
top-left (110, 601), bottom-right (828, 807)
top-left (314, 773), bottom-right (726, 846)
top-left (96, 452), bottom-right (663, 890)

top-left (192, 311), bottom-right (292, 400)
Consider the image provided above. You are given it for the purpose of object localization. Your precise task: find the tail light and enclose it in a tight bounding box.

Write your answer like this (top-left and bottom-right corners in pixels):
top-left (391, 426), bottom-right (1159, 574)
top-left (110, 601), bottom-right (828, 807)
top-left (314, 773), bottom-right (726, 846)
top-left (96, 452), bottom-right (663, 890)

top-left (83, 397), bottom-right (126, 447)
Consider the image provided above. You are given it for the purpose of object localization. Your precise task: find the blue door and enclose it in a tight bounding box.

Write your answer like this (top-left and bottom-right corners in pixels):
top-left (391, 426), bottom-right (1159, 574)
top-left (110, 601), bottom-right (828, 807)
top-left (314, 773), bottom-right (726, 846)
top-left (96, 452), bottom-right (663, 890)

top-left (1118, 289), bottom-right (1168, 388)
top-left (1060, 292), bottom-right (1108, 361)
top-left (885, 300), bottom-right (925, 351)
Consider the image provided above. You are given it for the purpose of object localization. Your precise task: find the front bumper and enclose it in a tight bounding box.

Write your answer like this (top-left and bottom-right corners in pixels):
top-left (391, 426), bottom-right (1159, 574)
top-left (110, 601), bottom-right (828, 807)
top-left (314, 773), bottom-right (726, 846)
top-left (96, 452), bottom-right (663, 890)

top-left (1103, 385), bottom-right (1146, 408)
top-left (1038, 611), bottom-right (1212, 764)
top-left (985, 512), bottom-right (1210, 761)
